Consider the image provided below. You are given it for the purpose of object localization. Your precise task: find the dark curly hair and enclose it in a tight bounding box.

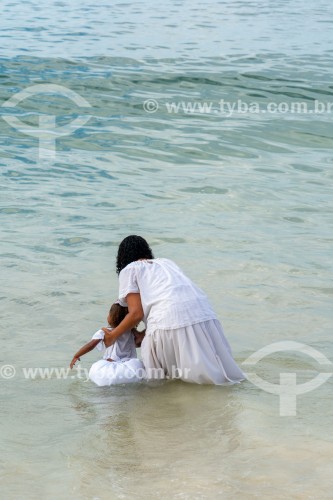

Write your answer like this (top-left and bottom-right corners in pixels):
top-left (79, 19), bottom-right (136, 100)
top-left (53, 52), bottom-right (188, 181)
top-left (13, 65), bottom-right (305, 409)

top-left (108, 303), bottom-right (128, 328)
top-left (116, 235), bottom-right (154, 274)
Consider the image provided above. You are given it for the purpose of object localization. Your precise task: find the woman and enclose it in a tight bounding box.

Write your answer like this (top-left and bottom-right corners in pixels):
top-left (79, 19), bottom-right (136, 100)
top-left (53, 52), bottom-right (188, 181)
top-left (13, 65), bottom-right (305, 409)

top-left (103, 235), bottom-right (245, 385)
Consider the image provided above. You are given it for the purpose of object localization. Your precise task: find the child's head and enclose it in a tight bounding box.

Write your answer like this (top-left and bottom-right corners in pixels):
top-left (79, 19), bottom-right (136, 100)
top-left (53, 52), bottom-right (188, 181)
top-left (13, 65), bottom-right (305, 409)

top-left (107, 301), bottom-right (128, 328)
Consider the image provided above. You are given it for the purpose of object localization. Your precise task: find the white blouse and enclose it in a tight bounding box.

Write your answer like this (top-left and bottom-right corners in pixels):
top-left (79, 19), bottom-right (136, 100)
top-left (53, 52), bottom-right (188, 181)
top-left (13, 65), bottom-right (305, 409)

top-left (118, 258), bottom-right (217, 330)
top-left (91, 328), bottom-right (137, 361)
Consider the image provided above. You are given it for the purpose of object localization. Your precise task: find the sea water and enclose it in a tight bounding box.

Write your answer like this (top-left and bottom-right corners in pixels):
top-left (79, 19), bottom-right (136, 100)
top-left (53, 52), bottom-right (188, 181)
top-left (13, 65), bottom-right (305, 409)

top-left (1, 0), bottom-right (333, 498)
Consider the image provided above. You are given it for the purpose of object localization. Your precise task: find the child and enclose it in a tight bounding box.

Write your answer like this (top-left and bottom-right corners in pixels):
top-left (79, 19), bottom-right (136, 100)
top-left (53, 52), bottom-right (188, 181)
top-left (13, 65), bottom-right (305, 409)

top-left (70, 301), bottom-right (146, 386)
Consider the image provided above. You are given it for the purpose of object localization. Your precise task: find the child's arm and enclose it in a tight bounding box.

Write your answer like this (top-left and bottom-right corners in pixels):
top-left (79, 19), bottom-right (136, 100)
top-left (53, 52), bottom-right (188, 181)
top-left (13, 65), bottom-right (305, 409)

top-left (70, 339), bottom-right (102, 369)
top-left (131, 327), bottom-right (146, 348)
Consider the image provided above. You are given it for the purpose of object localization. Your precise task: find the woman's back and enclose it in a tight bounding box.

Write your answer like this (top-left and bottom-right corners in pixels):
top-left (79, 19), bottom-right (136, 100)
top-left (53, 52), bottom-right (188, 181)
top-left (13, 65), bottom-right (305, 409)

top-left (119, 258), bottom-right (217, 329)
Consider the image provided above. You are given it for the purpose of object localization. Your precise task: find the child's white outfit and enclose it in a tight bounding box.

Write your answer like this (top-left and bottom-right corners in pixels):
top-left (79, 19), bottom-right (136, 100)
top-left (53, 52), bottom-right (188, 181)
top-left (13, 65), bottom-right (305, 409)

top-left (88, 328), bottom-right (146, 386)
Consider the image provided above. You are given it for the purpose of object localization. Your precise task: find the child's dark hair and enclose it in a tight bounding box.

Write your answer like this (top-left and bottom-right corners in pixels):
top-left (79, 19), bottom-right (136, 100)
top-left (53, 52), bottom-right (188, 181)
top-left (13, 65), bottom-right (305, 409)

top-left (108, 303), bottom-right (128, 328)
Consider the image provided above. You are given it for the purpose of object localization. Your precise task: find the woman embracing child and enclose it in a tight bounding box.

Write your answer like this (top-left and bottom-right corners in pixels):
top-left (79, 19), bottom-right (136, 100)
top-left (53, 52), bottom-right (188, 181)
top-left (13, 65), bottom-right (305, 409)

top-left (70, 301), bottom-right (146, 386)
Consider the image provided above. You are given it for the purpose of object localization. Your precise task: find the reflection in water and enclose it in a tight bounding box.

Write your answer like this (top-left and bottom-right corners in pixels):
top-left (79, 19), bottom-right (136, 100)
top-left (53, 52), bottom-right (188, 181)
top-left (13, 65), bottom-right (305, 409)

top-left (68, 381), bottom-right (244, 498)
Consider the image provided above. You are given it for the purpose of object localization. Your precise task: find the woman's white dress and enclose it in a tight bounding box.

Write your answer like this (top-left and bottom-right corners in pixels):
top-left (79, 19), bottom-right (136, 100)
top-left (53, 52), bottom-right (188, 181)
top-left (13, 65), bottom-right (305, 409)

top-left (88, 328), bottom-right (145, 386)
top-left (118, 258), bottom-right (245, 385)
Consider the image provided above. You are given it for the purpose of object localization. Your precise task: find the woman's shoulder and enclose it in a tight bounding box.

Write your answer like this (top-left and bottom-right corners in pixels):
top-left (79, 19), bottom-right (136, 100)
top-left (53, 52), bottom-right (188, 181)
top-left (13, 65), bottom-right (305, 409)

top-left (154, 257), bottom-right (175, 265)
top-left (156, 257), bottom-right (181, 268)
top-left (120, 258), bottom-right (177, 274)
top-left (119, 261), bottom-right (138, 275)
top-left (119, 260), bottom-right (150, 280)
top-left (122, 258), bottom-right (161, 270)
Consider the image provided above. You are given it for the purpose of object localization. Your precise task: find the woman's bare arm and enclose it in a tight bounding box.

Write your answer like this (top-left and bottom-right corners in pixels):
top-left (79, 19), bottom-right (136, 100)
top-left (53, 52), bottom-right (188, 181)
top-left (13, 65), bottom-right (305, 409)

top-left (70, 338), bottom-right (102, 369)
top-left (103, 293), bottom-right (144, 347)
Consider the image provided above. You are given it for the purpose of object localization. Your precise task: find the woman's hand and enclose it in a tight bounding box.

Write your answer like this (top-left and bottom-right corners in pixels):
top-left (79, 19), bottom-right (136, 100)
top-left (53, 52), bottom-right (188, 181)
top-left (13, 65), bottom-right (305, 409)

top-left (102, 294), bottom-right (144, 346)
top-left (102, 328), bottom-right (118, 348)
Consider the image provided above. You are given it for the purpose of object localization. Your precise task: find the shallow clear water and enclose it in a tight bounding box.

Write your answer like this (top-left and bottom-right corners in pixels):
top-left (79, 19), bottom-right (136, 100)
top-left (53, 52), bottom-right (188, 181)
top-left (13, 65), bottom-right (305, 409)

top-left (1, 1), bottom-right (333, 498)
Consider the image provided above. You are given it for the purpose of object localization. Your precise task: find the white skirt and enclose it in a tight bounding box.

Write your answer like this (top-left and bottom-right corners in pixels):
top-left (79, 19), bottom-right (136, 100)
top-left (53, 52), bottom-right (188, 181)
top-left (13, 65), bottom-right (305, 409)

top-left (89, 358), bottom-right (146, 387)
top-left (141, 319), bottom-right (245, 385)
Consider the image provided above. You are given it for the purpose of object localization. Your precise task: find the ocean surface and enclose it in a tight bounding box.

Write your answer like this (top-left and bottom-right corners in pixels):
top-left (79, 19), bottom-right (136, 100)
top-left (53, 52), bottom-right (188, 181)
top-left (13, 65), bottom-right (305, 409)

top-left (1, 0), bottom-right (333, 498)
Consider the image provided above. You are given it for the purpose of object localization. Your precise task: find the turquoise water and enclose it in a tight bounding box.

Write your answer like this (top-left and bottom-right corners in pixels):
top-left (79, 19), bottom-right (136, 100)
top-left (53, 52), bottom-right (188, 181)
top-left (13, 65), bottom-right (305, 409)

top-left (1, 1), bottom-right (333, 498)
